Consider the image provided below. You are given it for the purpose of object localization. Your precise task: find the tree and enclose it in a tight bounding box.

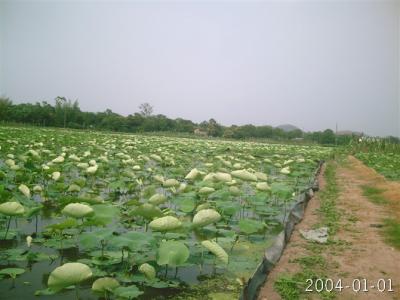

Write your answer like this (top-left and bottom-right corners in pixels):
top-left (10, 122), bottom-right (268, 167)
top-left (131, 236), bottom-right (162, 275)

top-left (206, 118), bottom-right (223, 137)
top-left (55, 96), bottom-right (68, 128)
top-left (139, 103), bottom-right (153, 117)
top-left (321, 129), bottom-right (336, 144)
top-left (0, 97), bottom-right (12, 122)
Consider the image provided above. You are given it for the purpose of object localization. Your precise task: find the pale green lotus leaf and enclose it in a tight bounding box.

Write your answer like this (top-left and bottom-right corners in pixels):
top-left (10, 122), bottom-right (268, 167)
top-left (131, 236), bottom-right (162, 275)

top-left (48, 263), bottom-right (92, 290)
top-left (67, 184), bottom-right (81, 192)
top-left (256, 182), bottom-right (270, 191)
top-left (68, 154), bottom-right (80, 161)
top-left (280, 167), bottom-right (291, 174)
top-left (233, 163), bottom-right (242, 169)
top-left (148, 193), bottom-right (167, 205)
top-left (0, 202), bottom-right (25, 216)
top-left (52, 156), bottom-right (64, 163)
top-left (92, 277), bottom-right (120, 292)
top-left (230, 170), bottom-right (257, 181)
top-left (51, 171), bottom-right (61, 181)
top-left (77, 162), bottom-right (89, 169)
top-left (153, 175), bottom-right (165, 184)
top-left (163, 179), bottom-right (179, 187)
top-left (150, 154), bottom-right (162, 162)
top-left (192, 209), bottom-right (221, 227)
top-left (284, 159), bottom-right (294, 165)
top-left (255, 172), bottom-right (268, 181)
top-left (203, 173), bottom-right (216, 182)
top-left (149, 216), bottom-right (182, 232)
top-left (229, 186), bottom-right (241, 195)
top-left (33, 185), bottom-right (43, 193)
top-left (133, 203), bottom-right (163, 220)
top-left (214, 172), bottom-right (232, 182)
top-left (138, 263), bottom-right (156, 280)
top-left (201, 240), bottom-right (228, 264)
top-left (86, 165), bottom-right (98, 174)
top-left (5, 159), bottom-right (15, 167)
top-left (18, 184), bottom-right (31, 198)
top-left (61, 203), bottom-right (94, 218)
top-left (177, 183), bottom-right (187, 193)
top-left (185, 168), bottom-right (200, 180)
top-left (195, 203), bottom-right (210, 212)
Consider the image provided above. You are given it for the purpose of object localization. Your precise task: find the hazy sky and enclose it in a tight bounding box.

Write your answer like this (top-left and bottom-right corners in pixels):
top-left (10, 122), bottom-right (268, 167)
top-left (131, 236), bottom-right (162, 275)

top-left (1, 1), bottom-right (399, 136)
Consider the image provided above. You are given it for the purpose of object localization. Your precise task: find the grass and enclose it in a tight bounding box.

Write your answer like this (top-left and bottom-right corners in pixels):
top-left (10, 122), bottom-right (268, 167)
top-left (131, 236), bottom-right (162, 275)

top-left (317, 163), bottom-right (340, 235)
top-left (361, 185), bottom-right (387, 205)
top-left (382, 218), bottom-right (400, 250)
top-left (360, 184), bottom-right (400, 249)
top-left (273, 161), bottom-right (339, 300)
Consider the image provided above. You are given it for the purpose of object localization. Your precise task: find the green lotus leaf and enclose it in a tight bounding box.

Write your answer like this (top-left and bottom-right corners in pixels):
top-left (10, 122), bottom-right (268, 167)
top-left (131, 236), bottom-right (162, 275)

top-left (157, 240), bottom-right (189, 267)
top-left (201, 240), bottom-right (229, 264)
top-left (138, 263), bottom-right (156, 280)
top-left (61, 203), bottom-right (94, 218)
top-left (48, 262), bottom-right (92, 291)
top-left (113, 285), bottom-right (143, 299)
top-left (238, 219), bottom-right (265, 235)
top-left (0, 267), bottom-right (25, 279)
top-left (88, 204), bottom-right (119, 225)
top-left (92, 277), bottom-right (120, 292)
top-left (149, 216), bottom-right (182, 232)
top-left (0, 201), bottom-right (25, 216)
top-left (192, 209), bottom-right (221, 227)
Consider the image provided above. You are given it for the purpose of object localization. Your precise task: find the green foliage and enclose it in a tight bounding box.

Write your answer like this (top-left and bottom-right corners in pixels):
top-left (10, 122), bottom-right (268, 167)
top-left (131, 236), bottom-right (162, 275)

top-left (383, 218), bottom-right (400, 249)
top-left (361, 185), bottom-right (388, 205)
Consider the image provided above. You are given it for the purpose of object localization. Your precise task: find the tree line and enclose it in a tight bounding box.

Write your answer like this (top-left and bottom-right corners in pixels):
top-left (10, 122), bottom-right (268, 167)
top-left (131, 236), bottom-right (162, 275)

top-left (0, 97), bottom-right (359, 145)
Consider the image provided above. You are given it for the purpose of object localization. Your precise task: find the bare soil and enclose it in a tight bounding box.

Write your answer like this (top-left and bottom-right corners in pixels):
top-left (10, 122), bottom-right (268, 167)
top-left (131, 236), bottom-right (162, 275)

top-left (258, 156), bottom-right (400, 300)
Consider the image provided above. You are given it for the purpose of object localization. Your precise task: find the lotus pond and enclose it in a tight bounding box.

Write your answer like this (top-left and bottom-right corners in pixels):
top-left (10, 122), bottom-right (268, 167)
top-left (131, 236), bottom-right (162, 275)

top-left (0, 126), bottom-right (331, 299)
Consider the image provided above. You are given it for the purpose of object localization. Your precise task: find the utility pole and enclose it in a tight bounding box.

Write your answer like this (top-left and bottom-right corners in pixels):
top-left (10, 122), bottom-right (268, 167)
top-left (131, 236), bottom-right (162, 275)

top-left (335, 122), bottom-right (338, 146)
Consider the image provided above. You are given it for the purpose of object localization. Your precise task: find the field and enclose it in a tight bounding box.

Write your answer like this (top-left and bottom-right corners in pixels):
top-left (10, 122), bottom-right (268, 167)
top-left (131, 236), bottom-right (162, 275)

top-left (354, 152), bottom-right (400, 180)
top-left (0, 126), bottom-right (331, 299)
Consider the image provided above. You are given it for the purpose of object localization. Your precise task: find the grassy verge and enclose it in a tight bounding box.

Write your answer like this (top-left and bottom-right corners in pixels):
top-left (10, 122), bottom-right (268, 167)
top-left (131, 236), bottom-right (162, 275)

top-left (274, 161), bottom-right (340, 300)
top-left (361, 184), bottom-right (400, 250)
top-left (361, 186), bottom-right (387, 205)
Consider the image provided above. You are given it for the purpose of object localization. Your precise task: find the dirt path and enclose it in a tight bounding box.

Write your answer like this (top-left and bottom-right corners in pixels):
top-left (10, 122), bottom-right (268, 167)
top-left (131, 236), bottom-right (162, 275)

top-left (258, 156), bottom-right (400, 300)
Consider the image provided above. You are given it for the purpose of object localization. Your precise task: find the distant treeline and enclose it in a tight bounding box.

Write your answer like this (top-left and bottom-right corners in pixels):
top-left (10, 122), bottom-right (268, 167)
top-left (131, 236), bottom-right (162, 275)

top-left (0, 97), bottom-right (370, 145)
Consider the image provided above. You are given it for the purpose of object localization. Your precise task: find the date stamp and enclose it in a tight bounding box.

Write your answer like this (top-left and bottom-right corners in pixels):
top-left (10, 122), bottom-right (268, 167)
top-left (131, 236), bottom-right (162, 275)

top-left (305, 278), bottom-right (394, 293)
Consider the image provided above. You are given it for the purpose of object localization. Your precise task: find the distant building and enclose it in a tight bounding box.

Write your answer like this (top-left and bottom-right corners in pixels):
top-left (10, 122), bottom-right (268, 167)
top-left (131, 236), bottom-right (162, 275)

top-left (194, 128), bottom-right (208, 137)
top-left (336, 130), bottom-right (363, 136)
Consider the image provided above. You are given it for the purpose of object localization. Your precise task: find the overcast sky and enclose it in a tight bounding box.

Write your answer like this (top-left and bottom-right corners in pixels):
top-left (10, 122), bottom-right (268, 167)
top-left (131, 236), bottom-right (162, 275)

top-left (0, 1), bottom-right (399, 137)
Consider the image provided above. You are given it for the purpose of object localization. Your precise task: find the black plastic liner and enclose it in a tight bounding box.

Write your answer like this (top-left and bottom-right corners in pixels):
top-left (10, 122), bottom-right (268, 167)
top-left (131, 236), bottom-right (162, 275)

top-left (240, 161), bottom-right (324, 300)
